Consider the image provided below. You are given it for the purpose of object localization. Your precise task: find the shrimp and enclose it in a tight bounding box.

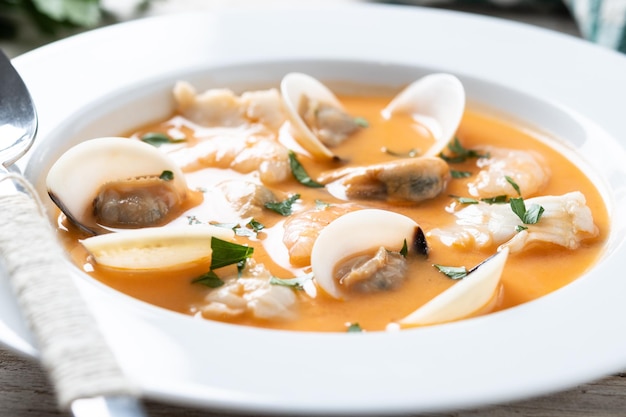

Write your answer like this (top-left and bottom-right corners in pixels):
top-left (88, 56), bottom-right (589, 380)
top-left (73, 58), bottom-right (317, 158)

top-left (197, 259), bottom-right (296, 320)
top-left (167, 127), bottom-right (291, 184)
top-left (318, 157), bottom-right (450, 203)
top-left (173, 81), bottom-right (285, 129)
top-left (428, 191), bottom-right (598, 253)
top-left (283, 203), bottom-right (361, 267)
top-left (468, 146), bottom-right (550, 198)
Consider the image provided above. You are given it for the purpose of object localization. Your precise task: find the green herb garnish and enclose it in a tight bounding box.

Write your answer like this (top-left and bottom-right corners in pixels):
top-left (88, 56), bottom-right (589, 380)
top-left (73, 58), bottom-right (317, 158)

top-left (505, 176), bottom-right (521, 196)
top-left (481, 195), bottom-right (508, 204)
top-left (269, 272), bottom-right (314, 291)
top-left (399, 239), bottom-right (408, 257)
top-left (288, 151), bottom-right (324, 188)
top-left (433, 264), bottom-right (468, 280)
top-left (192, 270), bottom-right (225, 288)
top-left (347, 323), bottom-right (363, 332)
top-left (353, 117), bottom-right (369, 128)
top-left (141, 132), bottom-right (185, 146)
top-left (265, 194), bottom-right (300, 216)
top-left (439, 137), bottom-right (488, 163)
top-left (159, 170), bottom-right (174, 181)
top-left (315, 199), bottom-right (331, 209)
top-left (510, 198), bottom-right (545, 225)
top-left (451, 170), bottom-right (472, 179)
top-left (209, 237), bottom-right (254, 270)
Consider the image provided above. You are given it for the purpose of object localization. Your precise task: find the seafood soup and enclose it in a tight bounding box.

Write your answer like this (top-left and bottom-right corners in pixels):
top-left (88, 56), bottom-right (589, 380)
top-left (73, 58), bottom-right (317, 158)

top-left (47, 73), bottom-right (608, 332)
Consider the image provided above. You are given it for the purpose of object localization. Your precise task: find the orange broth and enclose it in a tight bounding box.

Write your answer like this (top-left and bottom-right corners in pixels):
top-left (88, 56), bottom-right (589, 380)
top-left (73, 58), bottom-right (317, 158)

top-left (55, 94), bottom-right (609, 332)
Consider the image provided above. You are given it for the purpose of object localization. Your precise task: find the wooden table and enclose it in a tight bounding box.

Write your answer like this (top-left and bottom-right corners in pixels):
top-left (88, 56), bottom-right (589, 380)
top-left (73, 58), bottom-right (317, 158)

top-left (2, 347), bottom-right (626, 416)
top-left (3, 2), bottom-right (625, 416)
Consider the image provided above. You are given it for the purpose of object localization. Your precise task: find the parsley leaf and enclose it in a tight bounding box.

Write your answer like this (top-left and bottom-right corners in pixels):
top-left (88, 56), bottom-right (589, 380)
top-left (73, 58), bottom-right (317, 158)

top-left (192, 270), bottom-right (225, 288)
top-left (353, 117), bottom-right (369, 128)
top-left (451, 170), bottom-right (472, 179)
top-left (399, 239), bottom-right (408, 257)
top-left (481, 195), bottom-right (508, 204)
top-left (347, 323), bottom-right (363, 332)
top-left (209, 237), bottom-right (254, 270)
top-left (288, 151), bottom-right (324, 188)
top-left (159, 170), bottom-right (174, 181)
top-left (141, 132), bottom-right (185, 146)
top-left (433, 264), bottom-right (468, 280)
top-left (510, 198), bottom-right (545, 225)
top-left (269, 272), bottom-right (314, 290)
top-left (505, 176), bottom-right (521, 196)
top-left (265, 194), bottom-right (300, 216)
top-left (440, 137), bottom-right (488, 163)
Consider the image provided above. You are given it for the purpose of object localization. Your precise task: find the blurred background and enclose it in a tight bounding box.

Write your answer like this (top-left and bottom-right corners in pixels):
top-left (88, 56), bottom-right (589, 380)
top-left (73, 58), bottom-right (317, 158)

top-left (0, 0), bottom-right (594, 58)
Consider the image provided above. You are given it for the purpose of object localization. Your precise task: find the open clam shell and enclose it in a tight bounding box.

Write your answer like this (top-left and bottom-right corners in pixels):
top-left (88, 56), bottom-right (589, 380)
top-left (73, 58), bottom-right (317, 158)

top-left (310, 209), bottom-right (424, 299)
top-left (46, 137), bottom-right (190, 234)
top-left (399, 247), bottom-right (509, 327)
top-left (280, 72), bottom-right (347, 161)
top-left (81, 225), bottom-right (234, 271)
top-left (382, 73), bottom-right (465, 157)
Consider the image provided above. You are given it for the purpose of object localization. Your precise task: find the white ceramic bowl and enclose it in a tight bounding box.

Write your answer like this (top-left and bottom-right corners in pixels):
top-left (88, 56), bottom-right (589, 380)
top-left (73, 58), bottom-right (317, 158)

top-left (6, 5), bottom-right (626, 415)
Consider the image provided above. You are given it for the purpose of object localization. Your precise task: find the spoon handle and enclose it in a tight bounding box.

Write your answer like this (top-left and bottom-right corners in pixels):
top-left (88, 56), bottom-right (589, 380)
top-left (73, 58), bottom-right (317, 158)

top-left (0, 173), bottom-right (146, 416)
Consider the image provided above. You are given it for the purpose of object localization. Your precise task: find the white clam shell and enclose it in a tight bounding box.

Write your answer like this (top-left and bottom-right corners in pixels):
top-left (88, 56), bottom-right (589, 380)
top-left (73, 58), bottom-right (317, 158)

top-left (46, 137), bottom-right (188, 231)
top-left (81, 225), bottom-right (234, 271)
top-left (310, 209), bottom-right (420, 299)
top-left (382, 73), bottom-right (465, 157)
top-left (280, 72), bottom-right (343, 160)
top-left (399, 247), bottom-right (509, 326)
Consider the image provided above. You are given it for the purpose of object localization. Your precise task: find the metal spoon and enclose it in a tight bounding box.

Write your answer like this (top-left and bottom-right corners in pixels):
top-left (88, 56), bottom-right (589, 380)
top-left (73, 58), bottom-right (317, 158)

top-left (0, 49), bottom-right (148, 417)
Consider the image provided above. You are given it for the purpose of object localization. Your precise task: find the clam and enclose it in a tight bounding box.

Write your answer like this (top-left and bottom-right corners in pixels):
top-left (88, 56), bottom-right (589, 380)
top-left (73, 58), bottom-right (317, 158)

top-left (399, 247), bottom-right (509, 327)
top-left (381, 73), bottom-right (465, 157)
top-left (280, 72), bottom-right (363, 161)
top-left (310, 209), bottom-right (427, 299)
top-left (81, 225), bottom-right (234, 271)
top-left (46, 137), bottom-right (193, 234)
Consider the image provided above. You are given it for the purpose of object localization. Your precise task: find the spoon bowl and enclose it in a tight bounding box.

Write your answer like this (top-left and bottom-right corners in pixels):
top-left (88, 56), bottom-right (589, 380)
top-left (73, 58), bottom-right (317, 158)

top-left (0, 50), bottom-right (38, 171)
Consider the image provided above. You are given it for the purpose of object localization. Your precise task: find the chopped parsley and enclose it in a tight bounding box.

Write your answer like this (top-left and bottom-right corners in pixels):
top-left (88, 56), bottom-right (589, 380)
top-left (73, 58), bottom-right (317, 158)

top-left (141, 132), bottom-right (185, 146)
top-left (193, 237), bottom-right (255, 287)
top-left (439, 137), bottom-right (488, 163)
top-left (505, 175), bottom-right (521, 196)
top-left (269, 272), bottom-right (314, 291)
top-left (315, 199), bottom-right (331, 209)
top-left (510, 197), bottom-right (545, 225)
top-left (159, 170), bottom-right (174, 181)
top-left (399, 239), bottom-right (408, 257)
top-left (346, 323), bottom-right (363, 333)
top-left (451, 170), bottom-right (472, 179)
top-left (192, 270), bottom-right (225, 288)
top-left (209, 237), bottom-right (254, 270)
top-left (433, 264), bottom-right (468, 280)
top-left (265, 194), bottom-right (300, 216)
top-left (353, 117), bottom-right (369, 128)
top-left (288, 151), bottom-right (324, 188)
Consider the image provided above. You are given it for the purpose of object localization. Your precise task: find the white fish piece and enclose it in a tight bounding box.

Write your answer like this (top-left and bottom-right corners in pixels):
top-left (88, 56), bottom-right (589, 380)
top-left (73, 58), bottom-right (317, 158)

top-left (468, 146), bottom-right (550, 198)
top-left (382, 73), bottom-right (465, 157)
top-left (311, 209), bottom-right (425, 299)
top-left (199, 260), bottom-right (296, 320)
top-left (218, 180), bottom-right (278, 217)
top-left (173, 81), bottom-right (285, 129)
top-left (281, 72), bottom-right (363, 160)
top-left (399, 248), bottom-right (509, 326)
top-left (46, 137), bottom-right (190, 234)
top-left (80, 225), bottom-right (234, 271)
top-left (428, 191), bottom-right (598, 252)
